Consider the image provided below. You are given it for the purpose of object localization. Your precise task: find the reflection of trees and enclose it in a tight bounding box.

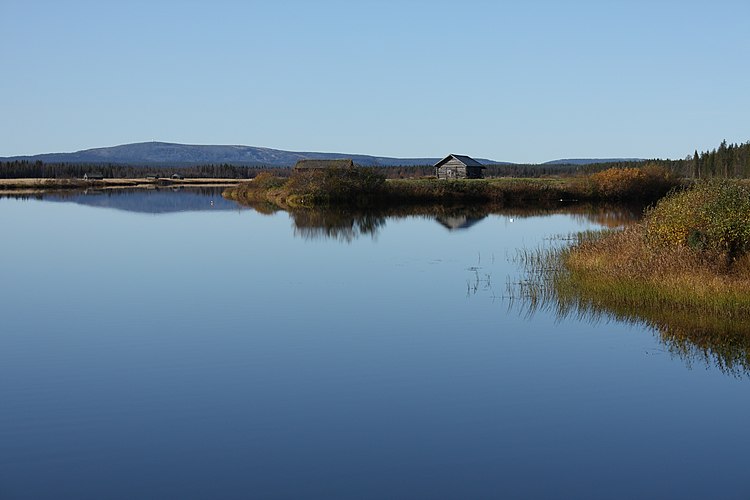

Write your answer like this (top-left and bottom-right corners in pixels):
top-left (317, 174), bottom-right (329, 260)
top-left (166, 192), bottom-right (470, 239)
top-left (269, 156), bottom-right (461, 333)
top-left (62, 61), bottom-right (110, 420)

top-left (291, 209), bottom-right (387, 242)
top-left (568, 201), bottom-right (645, 228)
top-left (235, 201), bottom-right (645, 242)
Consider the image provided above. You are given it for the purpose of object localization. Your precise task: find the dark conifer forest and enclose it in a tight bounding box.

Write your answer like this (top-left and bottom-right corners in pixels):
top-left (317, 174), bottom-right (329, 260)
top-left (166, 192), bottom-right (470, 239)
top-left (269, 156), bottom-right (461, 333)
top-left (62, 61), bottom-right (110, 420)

top-left (2, 139), bottom-right (749, 180)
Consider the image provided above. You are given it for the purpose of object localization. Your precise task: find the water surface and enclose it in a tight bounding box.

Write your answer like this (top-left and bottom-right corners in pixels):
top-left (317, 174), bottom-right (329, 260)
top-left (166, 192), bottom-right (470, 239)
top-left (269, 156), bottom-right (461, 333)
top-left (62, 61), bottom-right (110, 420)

top-left (1, 190), bottom-right (748, 499)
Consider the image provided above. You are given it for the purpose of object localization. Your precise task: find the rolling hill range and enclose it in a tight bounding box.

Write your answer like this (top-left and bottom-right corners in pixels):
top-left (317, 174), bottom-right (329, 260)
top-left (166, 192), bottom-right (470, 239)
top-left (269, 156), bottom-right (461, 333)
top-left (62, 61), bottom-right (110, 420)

top-left (0, 141), bottom-right (644, 167)
top-left (1, 142), bottom-right (498, 167)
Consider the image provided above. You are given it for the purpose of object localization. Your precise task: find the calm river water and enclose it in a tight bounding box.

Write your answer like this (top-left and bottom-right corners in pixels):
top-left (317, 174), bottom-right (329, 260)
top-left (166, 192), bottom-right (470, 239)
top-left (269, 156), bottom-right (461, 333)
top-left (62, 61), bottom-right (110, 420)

top-left (1, 189), bottom-right (749, 499)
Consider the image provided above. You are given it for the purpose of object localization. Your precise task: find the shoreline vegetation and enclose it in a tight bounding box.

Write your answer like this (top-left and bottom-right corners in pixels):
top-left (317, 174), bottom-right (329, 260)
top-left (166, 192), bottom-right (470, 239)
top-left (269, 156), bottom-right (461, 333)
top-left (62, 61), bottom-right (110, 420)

top-left (514, 181), bottom-right (750, 373)
top-left (222, 164), bottom-right (680, 208)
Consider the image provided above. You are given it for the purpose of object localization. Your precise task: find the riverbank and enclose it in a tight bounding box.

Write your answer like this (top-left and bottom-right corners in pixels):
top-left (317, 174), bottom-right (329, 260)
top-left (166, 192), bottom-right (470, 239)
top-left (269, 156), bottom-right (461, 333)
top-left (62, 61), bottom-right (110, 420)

top-left (518, 181), bottom-right (750, 336)
top-left (223, 165), bottom-right (680, 208)
top-left (0, 177), bottom-right (243, 195)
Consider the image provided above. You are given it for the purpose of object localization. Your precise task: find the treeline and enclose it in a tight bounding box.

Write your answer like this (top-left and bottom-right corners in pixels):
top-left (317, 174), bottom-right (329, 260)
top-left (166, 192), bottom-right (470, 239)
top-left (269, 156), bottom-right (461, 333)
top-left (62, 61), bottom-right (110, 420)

top-left (0, 161), bottom-right (266, 179)
top-left (579, 140), bottom-right (750, 179)
top-left (3, 139), bottom-right (748, 179)
top-left (1, 160), bottom-right (586, 180)
top-left (676, 140), bottom-right (750, 178)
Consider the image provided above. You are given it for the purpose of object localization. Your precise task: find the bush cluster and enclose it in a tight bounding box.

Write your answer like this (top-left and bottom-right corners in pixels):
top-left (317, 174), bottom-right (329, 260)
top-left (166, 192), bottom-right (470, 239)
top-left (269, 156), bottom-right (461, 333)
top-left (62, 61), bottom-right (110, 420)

top-left (587, 164), bottom-right (677, 200)
top-left (285, 167), bottom-right (386, 203)
top-left (645, 181), bottom-right (750, 261)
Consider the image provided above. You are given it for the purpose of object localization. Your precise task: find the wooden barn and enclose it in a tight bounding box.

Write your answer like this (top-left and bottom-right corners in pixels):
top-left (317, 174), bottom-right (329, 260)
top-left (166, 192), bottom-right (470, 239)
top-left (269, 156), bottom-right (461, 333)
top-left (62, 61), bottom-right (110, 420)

top-left (434, 154), bottom-right (485, 179)
top-left (293, 159), bottom-right (355, 172)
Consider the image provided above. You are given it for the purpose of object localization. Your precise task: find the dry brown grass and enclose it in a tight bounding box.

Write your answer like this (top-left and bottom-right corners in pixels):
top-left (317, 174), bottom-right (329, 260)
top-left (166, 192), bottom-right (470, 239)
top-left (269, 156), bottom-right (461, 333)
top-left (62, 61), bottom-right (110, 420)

top-left (561, 226), bottom-right (750, 316)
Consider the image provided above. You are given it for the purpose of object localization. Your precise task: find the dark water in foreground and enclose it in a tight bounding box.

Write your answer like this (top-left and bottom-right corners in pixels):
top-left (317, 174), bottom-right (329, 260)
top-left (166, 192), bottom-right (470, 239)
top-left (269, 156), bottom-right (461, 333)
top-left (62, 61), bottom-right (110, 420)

top-left (1, 189), bottom-right (749, 499)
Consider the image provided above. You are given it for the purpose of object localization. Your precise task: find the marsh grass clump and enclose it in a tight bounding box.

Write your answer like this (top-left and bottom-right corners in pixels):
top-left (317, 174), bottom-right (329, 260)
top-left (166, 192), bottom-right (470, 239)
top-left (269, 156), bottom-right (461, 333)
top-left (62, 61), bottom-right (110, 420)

top-left (513, 219), bottom-right (750, 375)
top-left (508, 181), bottom-right (750, 375)
top-left (558, 181), bottom-right (750, 313)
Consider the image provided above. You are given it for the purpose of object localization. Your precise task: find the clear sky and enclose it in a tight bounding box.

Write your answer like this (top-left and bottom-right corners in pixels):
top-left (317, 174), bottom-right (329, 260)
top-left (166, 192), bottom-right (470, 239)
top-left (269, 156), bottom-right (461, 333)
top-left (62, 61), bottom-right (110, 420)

top-left (2, 0), bottom-right (749, 163)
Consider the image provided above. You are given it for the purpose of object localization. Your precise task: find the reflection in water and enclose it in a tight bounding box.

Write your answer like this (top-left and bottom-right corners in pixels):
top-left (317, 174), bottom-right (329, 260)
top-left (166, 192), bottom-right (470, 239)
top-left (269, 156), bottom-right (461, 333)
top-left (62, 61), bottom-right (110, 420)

top-left (506, 247), bottom-right (750, 378)
top-left (240, 200), bottom-right (645, 242)
top-left (3, 187), bottom-right (241, 214)
top-left (292, 209), bottom-right (387, 242)
top-left (554, 298), bottom-right (750, 378)
top-left (435, 215), bottom-right (486, 231)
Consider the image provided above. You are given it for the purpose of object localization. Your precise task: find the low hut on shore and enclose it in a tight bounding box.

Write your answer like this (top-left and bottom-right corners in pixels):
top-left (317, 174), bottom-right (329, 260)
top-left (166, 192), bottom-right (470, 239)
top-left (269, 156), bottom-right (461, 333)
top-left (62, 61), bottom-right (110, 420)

top-left (434, 154), bottom-right (485, 179)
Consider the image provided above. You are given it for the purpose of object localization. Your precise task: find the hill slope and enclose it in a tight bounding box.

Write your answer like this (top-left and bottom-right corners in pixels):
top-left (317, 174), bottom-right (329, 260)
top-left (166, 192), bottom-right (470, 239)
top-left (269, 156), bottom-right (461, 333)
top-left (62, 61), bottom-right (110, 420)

top-left (1, 142), bottom-right (646, 167)
top-left (1, 142), bottom-right (500, 167)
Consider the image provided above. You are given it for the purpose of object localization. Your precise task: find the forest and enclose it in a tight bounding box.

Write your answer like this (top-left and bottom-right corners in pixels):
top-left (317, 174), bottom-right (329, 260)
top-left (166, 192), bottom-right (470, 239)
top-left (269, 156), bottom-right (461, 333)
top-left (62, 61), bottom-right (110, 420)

top-left (2, 139), bottom-right (748, 180)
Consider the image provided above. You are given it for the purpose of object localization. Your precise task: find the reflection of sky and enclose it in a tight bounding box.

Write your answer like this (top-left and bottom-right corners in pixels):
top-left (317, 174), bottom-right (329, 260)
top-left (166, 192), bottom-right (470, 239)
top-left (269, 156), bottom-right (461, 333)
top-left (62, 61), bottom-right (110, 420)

top-left (1, 195), bottom-right (749, 499)
top-left (13, 188), bottom-right (242, 214)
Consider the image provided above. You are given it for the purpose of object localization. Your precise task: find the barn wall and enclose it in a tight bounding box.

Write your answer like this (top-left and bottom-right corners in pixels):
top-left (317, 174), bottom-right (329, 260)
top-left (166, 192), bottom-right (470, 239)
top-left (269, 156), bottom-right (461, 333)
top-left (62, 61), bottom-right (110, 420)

top-left (436, 158), bottom-right (468, 179)
top-left (466, 167), bottom-right (484, 179)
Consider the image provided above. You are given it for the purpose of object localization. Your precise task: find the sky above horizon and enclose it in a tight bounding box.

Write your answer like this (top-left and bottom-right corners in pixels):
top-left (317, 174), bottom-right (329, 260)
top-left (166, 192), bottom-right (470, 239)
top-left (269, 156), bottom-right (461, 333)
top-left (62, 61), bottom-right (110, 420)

top-left (2, 0), bottom-right (749, 163)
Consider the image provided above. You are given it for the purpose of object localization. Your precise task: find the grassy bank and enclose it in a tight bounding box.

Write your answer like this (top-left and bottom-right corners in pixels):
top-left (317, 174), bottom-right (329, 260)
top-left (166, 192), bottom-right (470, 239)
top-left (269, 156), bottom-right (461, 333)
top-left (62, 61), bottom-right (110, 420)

top-left (516, 181), bottom-right (750, 350)
top-left (511, 181), bottom-right (750, 374)
top-left (565, 181), bottom-right (750, 312)
top-left (224, 165), bottom-right (680, 208)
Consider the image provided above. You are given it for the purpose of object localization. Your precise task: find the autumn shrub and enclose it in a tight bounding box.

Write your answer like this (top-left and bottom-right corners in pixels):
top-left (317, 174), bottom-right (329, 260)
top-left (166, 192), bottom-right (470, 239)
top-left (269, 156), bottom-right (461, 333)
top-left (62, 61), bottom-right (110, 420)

top-left (645, 181), bottom-right (750, 261)
top-left (250, 172), bottom-right (287, 190)
top-left (285, 167), bottom-right (386, 203)
top-left (588, 165), bottom-right (678, 200)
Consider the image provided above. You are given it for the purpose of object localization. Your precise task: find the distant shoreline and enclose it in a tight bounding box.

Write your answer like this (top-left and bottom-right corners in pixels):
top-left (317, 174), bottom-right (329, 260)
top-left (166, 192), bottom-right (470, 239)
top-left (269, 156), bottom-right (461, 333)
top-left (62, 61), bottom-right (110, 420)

top-left (0, 178), bottom-right (245, 195)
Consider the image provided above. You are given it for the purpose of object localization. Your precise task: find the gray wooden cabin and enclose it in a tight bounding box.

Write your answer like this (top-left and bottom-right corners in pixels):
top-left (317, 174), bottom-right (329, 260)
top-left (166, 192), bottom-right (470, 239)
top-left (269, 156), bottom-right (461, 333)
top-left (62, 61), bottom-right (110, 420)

top-left (434, 154), bottom-right (485, 179)
top-left (293, 159), bottom-right (355, 172)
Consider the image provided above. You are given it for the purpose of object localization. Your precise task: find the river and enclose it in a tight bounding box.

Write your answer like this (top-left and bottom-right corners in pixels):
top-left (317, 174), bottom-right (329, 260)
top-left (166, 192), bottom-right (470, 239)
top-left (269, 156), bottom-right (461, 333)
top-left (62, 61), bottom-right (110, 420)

top-left (1, 189), bottom-right (748, 499)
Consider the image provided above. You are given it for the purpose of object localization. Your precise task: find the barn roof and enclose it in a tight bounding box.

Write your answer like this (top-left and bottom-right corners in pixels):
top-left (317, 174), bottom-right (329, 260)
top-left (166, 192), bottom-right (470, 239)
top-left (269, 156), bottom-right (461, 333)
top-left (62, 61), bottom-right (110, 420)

top-left (294, 159), bottom-right (355, 170)
top-left (434, 154), bottom-right (486, 168)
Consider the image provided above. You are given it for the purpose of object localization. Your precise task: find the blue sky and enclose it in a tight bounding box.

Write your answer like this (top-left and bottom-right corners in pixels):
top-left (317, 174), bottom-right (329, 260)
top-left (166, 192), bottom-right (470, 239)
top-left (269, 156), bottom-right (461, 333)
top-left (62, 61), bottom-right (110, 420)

top-left (2, 0), bottom-right (749, 163)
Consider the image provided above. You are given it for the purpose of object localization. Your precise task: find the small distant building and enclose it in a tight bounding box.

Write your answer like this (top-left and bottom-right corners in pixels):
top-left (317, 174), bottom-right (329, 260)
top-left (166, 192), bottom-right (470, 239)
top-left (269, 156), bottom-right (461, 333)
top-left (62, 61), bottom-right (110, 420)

top-left (293, 159), bottom-right (355, 172)
top-left (171, 173), bottom-right (185, 180)
top-left (434, 154), bottom-right (486, 179)
top-left (83, 173), bottom-right (104, 180)
top-left (145, 174), bottom-right (159, 180)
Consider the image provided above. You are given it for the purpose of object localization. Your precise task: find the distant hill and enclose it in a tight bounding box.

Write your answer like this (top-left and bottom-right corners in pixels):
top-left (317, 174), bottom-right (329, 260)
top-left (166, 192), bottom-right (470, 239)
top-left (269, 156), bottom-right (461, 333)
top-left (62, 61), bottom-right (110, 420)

top-left (0, 142), bottom-right (500, 167)
top-left (0, 142), bottom-right (647, 168)
top-left (543, 158), bottom-right (645, 165)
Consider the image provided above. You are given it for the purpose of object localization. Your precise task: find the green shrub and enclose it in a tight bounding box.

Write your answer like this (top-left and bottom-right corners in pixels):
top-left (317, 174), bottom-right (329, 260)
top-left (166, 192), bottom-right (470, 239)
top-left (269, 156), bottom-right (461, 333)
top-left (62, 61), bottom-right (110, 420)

top-left (645, 181), bottom-right (750, 261)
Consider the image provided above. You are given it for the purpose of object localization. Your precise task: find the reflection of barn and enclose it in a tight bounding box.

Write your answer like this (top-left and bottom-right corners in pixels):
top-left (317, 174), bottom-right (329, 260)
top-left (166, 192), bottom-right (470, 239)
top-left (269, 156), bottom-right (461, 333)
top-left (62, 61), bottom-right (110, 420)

top-left (435, 215), bottom-right (486, 231)
top-left (293, 159), bottom-right (355, 172)
top-left (434, 154), bottom-right (485, 179)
